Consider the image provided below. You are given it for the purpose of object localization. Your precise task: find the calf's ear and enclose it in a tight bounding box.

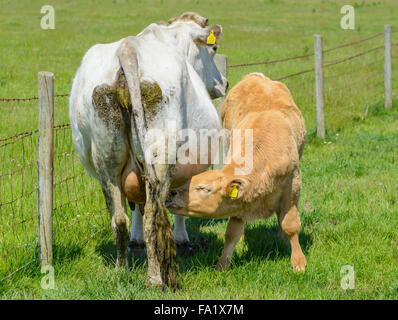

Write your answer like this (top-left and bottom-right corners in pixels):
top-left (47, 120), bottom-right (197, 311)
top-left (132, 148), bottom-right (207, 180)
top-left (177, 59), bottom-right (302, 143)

top-left (223, 177), bottom-right (248, 200)
top-left (194, 25), bottom-right (223, 46)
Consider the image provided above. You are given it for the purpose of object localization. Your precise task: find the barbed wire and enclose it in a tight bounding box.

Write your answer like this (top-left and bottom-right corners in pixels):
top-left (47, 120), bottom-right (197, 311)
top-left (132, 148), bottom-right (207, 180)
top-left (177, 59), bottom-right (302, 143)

top-left (323, 32), bottom-right (383, 54)
top-left (0, 94), bottom-right (69, 102)
top-left (0, 129), bottom-right (38, 144)
top-left (228, 32), bottom-right (383, 68)
top-left (326, 69), bottom-right (382, 93)
top-left (324, 56), bottom-right (384, 80)
top-left (275, 44), bottom-right (385, 81)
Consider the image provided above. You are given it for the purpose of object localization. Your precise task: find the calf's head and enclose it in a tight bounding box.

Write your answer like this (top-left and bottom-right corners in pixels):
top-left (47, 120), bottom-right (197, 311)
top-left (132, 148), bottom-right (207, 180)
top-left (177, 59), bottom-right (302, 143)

top-left (167, 170), bottom-right (248, 218)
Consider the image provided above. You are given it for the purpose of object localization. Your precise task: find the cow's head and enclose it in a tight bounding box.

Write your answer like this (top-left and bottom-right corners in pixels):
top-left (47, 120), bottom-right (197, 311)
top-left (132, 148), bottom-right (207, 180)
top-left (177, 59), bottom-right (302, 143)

top-left (168, 13), bottom-right (228, 99)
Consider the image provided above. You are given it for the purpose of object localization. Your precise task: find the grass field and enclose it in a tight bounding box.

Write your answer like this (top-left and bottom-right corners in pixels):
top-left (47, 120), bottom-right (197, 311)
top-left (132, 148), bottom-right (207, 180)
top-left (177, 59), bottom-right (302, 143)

top-left (0, 0), bottom-right (398, 299)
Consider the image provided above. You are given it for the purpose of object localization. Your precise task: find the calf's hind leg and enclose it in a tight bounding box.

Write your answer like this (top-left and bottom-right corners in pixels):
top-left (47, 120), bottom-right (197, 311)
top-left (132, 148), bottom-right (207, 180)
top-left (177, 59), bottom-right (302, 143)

top-left (278, 205), bottom-right (306, 272)
top-left (277, 170), bottom-right (306, 272)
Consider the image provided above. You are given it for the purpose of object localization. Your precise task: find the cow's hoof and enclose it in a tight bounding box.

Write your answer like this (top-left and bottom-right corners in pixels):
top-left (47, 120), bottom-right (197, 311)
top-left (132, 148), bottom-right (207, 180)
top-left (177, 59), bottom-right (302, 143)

top-left (176, 241), bottom-right (193, 255)
top-left (128, 240), bottom-right (146, 256)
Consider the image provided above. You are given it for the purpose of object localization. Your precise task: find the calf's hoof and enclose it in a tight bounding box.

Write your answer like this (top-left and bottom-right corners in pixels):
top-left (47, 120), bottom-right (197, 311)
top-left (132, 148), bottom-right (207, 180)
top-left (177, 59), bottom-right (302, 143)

top-left (291, 253), bottom-right (306, 273)
top-left (128, 240), bottom-right (146, 256)
top-left (215, 259), bottom-right (230, 271)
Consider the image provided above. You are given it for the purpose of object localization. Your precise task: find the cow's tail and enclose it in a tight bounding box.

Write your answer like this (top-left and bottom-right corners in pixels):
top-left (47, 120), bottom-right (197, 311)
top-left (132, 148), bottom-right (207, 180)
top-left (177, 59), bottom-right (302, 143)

top-left (117, 37), bottom-right (177, 290)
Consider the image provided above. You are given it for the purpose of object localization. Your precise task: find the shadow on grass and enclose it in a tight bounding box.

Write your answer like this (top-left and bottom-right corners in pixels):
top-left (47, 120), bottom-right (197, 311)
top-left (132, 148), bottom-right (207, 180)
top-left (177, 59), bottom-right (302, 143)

top-left (176, 217), bottom-right (225, 271)
top-left (95, 240), bottom-right (117, 267)
top-left (92, 217), bottom-right (312, 273)
top-left (92, 217), bottom-right (226, 272)
top-left (94, 238), bottom-right (148, 269)
top-left (240, 223), bottom-right (312, 263)
top-left (179, 217), bottom-right (313, 272)
top-left (53, 242), bottom-right (84, 263)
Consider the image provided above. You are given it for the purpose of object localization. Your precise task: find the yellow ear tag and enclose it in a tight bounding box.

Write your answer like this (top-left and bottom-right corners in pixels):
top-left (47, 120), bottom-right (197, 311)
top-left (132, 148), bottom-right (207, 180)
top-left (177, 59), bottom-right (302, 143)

top-left (207, 30), bottom-right (216, 45)
top-left (229, 185), bottom-right (238, 198)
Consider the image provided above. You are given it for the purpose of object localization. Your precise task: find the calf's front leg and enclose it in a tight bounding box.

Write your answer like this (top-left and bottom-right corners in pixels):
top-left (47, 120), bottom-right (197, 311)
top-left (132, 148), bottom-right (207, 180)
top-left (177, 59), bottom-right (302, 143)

top-left (216, 217), bottom-right (245, 271)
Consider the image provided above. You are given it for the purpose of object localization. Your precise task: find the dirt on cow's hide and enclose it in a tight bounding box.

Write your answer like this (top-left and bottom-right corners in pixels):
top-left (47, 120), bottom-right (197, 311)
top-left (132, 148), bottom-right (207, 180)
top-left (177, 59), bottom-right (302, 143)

top-left (92, 68), bottom-right (163, 127)
top-left (92, 84), bottom-right (125, 130)
top-left (115, 68), bottom-right (131, 111)
top-left (140, 80), bottom-right (163, 121)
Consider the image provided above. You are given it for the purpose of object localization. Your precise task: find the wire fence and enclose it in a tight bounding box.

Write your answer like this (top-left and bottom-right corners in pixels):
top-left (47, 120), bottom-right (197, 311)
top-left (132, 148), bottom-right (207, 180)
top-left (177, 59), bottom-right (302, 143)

top-left (52, 124), bottom-right (108, 248)
top-left (0, 124), bottom-right (109, 282)
top-left (0, 129), bottom-right (39, 281)
top-left (0, 28), bottom-right (396, 282)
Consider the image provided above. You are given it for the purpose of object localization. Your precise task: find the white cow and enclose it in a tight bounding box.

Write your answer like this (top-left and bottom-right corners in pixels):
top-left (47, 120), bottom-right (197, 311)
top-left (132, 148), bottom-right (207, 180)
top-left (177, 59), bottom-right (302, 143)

top-left (69, 12), bottom-right (227, 286)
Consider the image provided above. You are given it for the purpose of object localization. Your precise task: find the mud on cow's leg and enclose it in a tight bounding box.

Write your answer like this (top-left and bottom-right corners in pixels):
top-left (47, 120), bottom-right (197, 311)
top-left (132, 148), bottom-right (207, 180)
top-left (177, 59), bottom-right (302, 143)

top-left (101, 182), bottom-right (130, 267)
top-left (143, 166), bottom-right (177, 289)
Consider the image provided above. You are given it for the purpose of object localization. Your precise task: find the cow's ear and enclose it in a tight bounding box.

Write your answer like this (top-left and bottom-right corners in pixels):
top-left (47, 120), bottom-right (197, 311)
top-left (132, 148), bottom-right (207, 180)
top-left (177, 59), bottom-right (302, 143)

top-left (194, 25), bottom-right (223, 46)
top-left (223, 177), bottom-right (248, 200)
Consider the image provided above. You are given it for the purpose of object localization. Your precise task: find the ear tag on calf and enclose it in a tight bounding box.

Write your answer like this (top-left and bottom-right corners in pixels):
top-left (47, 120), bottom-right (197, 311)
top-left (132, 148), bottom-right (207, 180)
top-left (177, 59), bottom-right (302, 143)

top-left (207, 30), bottom-right (216, 45)
top-left (229, 185), bottom-right (238, 198)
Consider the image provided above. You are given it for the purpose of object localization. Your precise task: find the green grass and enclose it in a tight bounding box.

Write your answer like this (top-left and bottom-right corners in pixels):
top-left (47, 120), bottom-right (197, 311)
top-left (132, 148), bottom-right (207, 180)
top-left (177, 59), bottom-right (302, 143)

top-left (0, 0), bottom-right (398, 299)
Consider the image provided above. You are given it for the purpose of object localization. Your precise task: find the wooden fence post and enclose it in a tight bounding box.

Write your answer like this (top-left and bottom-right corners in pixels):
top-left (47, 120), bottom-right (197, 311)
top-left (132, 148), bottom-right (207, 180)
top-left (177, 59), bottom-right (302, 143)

top-left (314, 34), bottom-right (325, 139)
top-left (384, 25), bottom-right (392, 109)
top-left (38, 71), bottom-right (54, 267)
top-left (213, 54), bottom-right (228, 169)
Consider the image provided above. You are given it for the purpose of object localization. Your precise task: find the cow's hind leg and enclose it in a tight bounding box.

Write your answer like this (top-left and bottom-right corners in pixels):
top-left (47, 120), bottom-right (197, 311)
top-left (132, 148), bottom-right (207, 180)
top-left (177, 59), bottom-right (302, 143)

top-left (91, 82), bottom-right (131, 268)
top-left (101, 180), bottom-right (130, 267)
